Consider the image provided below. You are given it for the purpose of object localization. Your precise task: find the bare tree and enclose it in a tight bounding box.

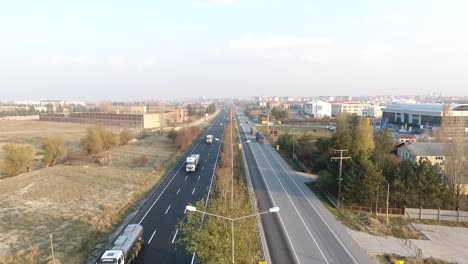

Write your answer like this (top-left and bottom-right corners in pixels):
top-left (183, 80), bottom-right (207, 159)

top-left (445, 115), bottom-right (468, 209)
top-left (97, 101), bottom-right (114, 113)
top-left (159, 101), bottom-right (165, 134)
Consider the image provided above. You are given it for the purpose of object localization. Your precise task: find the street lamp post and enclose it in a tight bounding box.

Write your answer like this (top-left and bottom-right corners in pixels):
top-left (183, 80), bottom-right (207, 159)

top-left (186, 205), bottom-right (279, 264)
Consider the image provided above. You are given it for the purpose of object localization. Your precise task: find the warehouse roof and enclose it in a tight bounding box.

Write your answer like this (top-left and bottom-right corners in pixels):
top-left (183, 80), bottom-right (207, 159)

top-left (398, 142), bottom-right (449, 156)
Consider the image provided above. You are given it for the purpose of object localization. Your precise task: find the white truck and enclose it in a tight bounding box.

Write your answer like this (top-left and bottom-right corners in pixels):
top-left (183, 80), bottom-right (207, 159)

top-left (98, 224), bottom-right (144, 264)
top-left (186, 154), bottom-right (200, 172)
top-left (206, 135), bottom-right (213, 144)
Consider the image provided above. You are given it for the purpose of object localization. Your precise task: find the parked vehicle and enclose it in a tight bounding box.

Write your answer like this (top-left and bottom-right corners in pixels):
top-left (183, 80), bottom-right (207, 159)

top-left (186, 154), bottom-right (200, 172)
top-left (98, 224), bottom-right (144, 264)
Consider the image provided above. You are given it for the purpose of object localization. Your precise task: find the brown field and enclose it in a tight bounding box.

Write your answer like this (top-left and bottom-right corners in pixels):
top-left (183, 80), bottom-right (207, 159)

top-left (0, 120), bottom-right (124, 172)
top-left (0, 121), bottom-right (179, 264)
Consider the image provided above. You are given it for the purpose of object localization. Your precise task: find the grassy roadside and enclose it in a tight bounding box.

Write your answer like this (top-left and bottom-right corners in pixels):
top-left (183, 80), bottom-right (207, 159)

top-left (306, 183), bottom-right (420, 239)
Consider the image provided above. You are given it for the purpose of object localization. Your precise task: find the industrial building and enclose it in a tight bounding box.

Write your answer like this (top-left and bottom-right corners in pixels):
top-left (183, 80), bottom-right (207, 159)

top-left (330, 101), bottom-right (371, 117)
top-left (39, 109), bottom-right (186, 129)
top-left (382, 103), bottom-right (468, 128)
top-left (304, 100), bottom-right (332, 118)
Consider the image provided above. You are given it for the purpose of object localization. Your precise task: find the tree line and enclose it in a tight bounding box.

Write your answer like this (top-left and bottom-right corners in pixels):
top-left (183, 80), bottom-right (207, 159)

top-left (187, 103), bottom-right (216, 117)
top-left (276, 113), bottom-right (463, 210)
top-left (177, 108), bottom-right (261, 263)
top-left (1, 126), bottom-right (135, 177)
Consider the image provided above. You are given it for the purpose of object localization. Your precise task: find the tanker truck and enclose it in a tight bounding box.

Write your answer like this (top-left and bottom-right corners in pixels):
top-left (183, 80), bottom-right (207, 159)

top-left (98, 224), bottom-right (144, 264)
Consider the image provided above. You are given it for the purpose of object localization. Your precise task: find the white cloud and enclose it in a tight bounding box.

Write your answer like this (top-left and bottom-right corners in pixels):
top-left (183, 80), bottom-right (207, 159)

top-left (78, 24), bottom-right (98, 34)
top-left (208, 0), bottom-right (235, 5)
top-left (204, 0), bottom-right (253, 5)
top-left (231, 36), bottom-right (333, 49)
top-left (362, 42), bottom-right (394, 61)
top-left (142, 56), bottom-right (159, 67)
top-left (75, 56), bottom-right (90, 65)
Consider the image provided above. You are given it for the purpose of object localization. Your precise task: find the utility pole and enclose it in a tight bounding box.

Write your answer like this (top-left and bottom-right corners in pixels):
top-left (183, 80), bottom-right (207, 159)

top-left (331, 150), bottom-right (351, 208)
top-left (50, 234), bottom-right (56, 264)
top-left (231, 106), bottom-right (234, 210)
top-left (386, 183), bottom-right (390, 224)
top-left (267, 110), bottom-right (270, 132)
top-left (291, 128), bottom-right (297, 159)
top-left (159, 101), bottom-right (165, 135)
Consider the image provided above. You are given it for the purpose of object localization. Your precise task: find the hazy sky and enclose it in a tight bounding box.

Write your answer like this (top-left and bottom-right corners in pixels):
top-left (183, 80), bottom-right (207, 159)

top-left (1, 0), bottom-right (468, 101)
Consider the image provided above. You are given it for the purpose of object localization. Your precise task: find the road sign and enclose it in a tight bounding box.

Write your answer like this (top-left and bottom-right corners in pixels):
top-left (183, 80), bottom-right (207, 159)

top-left (259, 262), bottom-right (267, 264)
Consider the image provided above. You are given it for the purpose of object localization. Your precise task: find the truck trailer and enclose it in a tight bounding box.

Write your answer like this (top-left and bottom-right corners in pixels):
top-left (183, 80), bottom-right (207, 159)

top-left (255, 132), bottom-right (265, 143)
top-left (186, 154), bottom-right (200, 172)
top-left (206, 135), bottom-right (213, 144)
top-left (98, 224), bottom-right (144, 264)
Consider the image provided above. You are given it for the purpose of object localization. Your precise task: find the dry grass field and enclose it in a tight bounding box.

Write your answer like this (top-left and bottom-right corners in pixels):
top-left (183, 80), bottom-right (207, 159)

top-left (0, 120), bottom-right (179, 263)
top-left (0, 120), bottom-right (123, 172)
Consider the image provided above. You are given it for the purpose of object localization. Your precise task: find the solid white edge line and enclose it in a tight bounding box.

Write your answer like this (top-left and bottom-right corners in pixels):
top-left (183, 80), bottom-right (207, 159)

top-left (165, 205), bottom-right (171, 214)
top-left (147, 230), bottom-right (157, 244)
top-left (256, 141), bottom-right (329, 264)
top-left (246, 126), bottom-right (302, 264)
top-left (235, 113), bottom-right (271, 264)
top-left (192, 109), bottom-right (226, 263)
top-left (266, 145), bottom-right (360, 264)
top-left (137, 113), bottom-right (222, 224)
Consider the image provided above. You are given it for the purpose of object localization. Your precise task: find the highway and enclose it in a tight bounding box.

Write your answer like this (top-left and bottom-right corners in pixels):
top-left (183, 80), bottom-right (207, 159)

top-left (131, 110), bottom-right (228, 264)
top-left (236, 110), bottom-right (373, 264)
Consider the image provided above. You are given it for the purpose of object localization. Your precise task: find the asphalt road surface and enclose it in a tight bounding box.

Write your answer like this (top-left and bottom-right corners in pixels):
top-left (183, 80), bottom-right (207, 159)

top-left (132, 110), bottom-right (228, 264)
top-left (236, 109), bottom-right (373, 264)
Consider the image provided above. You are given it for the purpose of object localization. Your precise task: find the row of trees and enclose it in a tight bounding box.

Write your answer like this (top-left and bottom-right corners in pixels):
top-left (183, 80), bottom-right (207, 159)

top-left (0, 137), bottom-right (65, 176)
top-left (277, 113), bottom-right (463, 210)
top-left (1, 126), bottom-right (135, 177)
top-left (0, 106), bottom-right (43, 117)
top-left (187, 103), bottom-right (217, 117)
top-left (177, 108), bottom-right (261, 263)
top-left (80, 126), bottom-right (135, 154)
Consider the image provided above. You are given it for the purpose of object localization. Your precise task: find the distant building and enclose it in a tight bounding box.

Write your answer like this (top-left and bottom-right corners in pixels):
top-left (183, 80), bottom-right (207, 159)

top-left (382, 103), bottom-right (468, 128)
top-left (39, 107), bottom-right (187, 128)
top-left (304, 100), bottom-right (332, 118)
top-left (330, 101), bottom-right (371, 117)
top-left (368, 105), bottom-right (384, 118)
top-left (128, 105), bottom-right (147, 114)
top-left (396, 142), bottom-right (448, 166)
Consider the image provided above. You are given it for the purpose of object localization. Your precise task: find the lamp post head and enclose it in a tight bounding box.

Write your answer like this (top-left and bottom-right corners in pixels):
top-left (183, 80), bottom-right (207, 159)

top-left (186, 205), bottom-right (197, 212)
top-left (269, 207), bottom-right (280, 213)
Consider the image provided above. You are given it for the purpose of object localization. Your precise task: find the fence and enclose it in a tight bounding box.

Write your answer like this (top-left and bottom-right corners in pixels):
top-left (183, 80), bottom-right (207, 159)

top-left (402, 238), bottom-right (423, 259)
top-left (405, 207), bottom-right (468, 222)
top-left (341, 205), bottom-right (404, 215)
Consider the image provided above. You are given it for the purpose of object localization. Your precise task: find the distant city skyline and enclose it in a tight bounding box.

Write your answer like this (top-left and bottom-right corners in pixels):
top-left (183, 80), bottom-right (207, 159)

top-left (1, 0), bottom-right (468, 100)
